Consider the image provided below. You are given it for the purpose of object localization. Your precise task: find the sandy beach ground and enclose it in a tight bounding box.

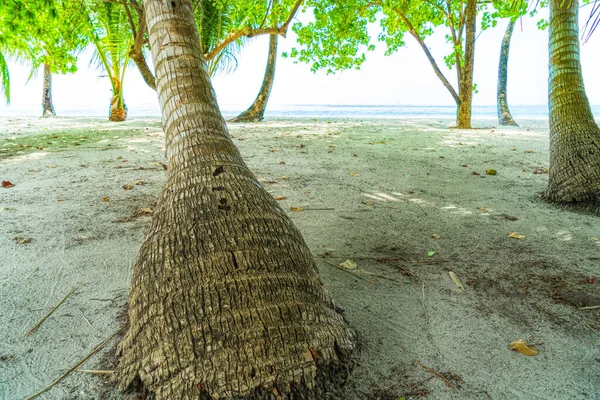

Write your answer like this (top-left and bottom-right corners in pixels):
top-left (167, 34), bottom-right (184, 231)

top-left (0, 116), bottom-right (599, 400)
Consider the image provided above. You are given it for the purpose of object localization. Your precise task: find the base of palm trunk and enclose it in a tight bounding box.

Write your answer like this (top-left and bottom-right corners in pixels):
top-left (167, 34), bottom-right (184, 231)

top-left (498, 112), bottom-right (518, 126)
top-left (42, 108), bottom-right (56, 118)
top-left (229, 107), bottom-right (265, 123)
top-left (109, 107), bottom-right (127, 122)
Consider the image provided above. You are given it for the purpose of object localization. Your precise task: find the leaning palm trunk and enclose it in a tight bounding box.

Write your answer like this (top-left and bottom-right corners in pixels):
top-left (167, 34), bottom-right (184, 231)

top-left (230, 34), bottom-right (278, 123)
top-left (497, 20), bottom-right (517, 126)
top-left (42, 63), bottom-right (56, 117)
top-left (115, 1), bottom-right (356, 398)
top-left (545, 0), bottom-right (600, 208)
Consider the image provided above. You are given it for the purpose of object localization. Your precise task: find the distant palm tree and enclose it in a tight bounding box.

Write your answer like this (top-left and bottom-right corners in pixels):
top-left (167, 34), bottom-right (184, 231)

top-left (87, 0), bottom-right (132, 121)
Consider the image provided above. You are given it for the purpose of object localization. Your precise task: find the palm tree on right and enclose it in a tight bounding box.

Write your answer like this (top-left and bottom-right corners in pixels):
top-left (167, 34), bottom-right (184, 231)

top-left (545, 0), bottom-right (600, 211)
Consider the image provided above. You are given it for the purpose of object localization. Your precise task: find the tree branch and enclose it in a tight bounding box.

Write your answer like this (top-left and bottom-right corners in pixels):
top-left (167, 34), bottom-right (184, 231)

top-left (121, 0), bottom-right (137, 38)
top-left (393, 9), bottom-right (460, 105)
top-left (204, 0), bottom-right (303, 61)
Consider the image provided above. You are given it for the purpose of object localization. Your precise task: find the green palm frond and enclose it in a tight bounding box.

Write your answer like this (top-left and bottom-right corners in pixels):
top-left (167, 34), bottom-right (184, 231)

top-left (86, 0), bottom-right (132, 83)
top-left (196, 0), bottom-right (247, 77)
top-left (0, 50), bottom-right (10, 104)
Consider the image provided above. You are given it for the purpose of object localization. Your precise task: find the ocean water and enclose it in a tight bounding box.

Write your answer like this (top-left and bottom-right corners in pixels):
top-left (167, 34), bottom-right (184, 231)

top-left (1, 103), bottom-right (599, 120)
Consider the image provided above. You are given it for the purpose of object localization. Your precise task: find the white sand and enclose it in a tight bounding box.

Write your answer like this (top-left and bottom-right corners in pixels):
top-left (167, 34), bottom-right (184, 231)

top-left (0, 116), bottom-right (599, 399)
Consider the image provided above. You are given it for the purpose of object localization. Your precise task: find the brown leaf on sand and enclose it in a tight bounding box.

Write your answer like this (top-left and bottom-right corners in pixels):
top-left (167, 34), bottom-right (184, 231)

top-left (509, 339), bottom-right (539, 356)
top-left (2, 181), bottom-right (15, 188)
top-left (432, 234), bottom-right (441, 239)
top-left (507, 232), bottom-right (526, 240)
top-left (139, 207), bottom-right (153, 215)
top-left (122, 184), bottom-right (133, 190)
top-left (476, 206), bottom-right (486, 211)
top-left (349, 171), bottom-right (359, 177)
top-left (289, 206), bottom-right (304, 212)
top-left (101, 197), bottom-right (110, 202)
top-left (274, 196), bottom-right (287, 201)
top-left (13, 236), bottom-right (32, 244)
top-left (133, 180), bottom-right (145, 185)
top-left (471, 171), bottom-right (480, 176)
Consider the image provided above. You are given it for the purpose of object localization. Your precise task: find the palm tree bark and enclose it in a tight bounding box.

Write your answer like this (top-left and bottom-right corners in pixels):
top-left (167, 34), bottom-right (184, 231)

top-left (42, 63), bottom-right (56, 117)
top-left (115, 0), bottom-right (355, 398)
top-left (456, 0), bottom-right (476, 129)
top-left (230, 34), bottom-right (278, 123)
top-left (109, 78), bottom-right (127, 122)
top-left (497, 20), bottom-right (518, 126)
top-left (545, 0), bottom-right (600, 209)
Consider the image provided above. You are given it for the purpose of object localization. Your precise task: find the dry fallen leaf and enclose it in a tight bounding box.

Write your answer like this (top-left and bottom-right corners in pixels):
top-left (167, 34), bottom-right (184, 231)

top-left (274, 196), bottom-right (287, 201)
top-left (524, 150), bottom-right (535, 153)
top-left (509, 339), bottom-right (539, 356)
top-left (49, 164), bottom-right (58, 168)
top-left (122, 184), bottom-right (133, 190)
top-left (12, 236), bottom-right (32, 244)
top-left (369, 141), bottom-right (386, 145)
top-left (476, 206), bottom-right (486, 211)
top-left (28, 169), bottom-right (37, 173)
top-left (1, 181), bottom-right (15, 188)
top-left (290, 206), bottom-right (304, 212)
top-left (279, 161), bottom-right (285, 165)
top-left (362, 200), bottom-right (374, 206)
top-left (471, 171), bottom-right (480, 176)
top-left (507, 232), bottom-right (526, 240)
top-left (485, 169), bottom-right (497, 175)
top-left (461, 164), bottom-right (469, 167)
top-left (281, 176), bottom-right (289, 180)
top-left (349, 171), bottom-right (359, 177)
top-left (339, 259), bottom-right (357, 269)
top-left (449, 271), bottom-right (465, 291)
top-left (133, 180), bottom-right (145, 185)
top-left (139, 207), bottom-right (153, 215)
top-left (432, 234), bottom-right (441, 239)
top-left (101, 197), bottom-right (110, 202)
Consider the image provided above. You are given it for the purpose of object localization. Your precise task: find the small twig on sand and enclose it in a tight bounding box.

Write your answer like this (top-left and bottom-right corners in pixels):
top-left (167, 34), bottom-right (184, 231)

top-left (320, 260), bottom-right (376, 284)
top-left (584, 322), bottom-right (600, 337)
top-left (25, 287), bottom-right (76, 336)
top-left (303, 207), bottom-right (335, 211)
top-left (81, 311), bottom-right (101, 333)
top-left (25, 327), bottom-right (125, 400)
top-left (417, 362), bottom-right (453, 388)
top-left (579, 305), bottom-right (600, 310)
top-left (76, 369), bottom-right (114, 375)
top-left (360, 270), bottom-right (406, 286)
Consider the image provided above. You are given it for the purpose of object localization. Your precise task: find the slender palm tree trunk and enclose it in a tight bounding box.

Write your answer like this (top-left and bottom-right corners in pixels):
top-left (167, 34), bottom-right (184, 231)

top-left (497, 20), bottom-right (518, 126)
top-left (115, 1), bottom-right (355, 398)
top-left (230, 34), bottom-right (278, 123)
top-left (109, 78), bottom-right (127, 121)
top-left (545, 0), bottom-right (600, 208)
top-left (456, 0), bottom-right (476, 129)
top-left (42, 63), bottom-right (56, 117)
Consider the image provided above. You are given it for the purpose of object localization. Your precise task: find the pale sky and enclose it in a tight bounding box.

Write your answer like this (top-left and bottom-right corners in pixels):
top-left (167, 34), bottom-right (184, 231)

top-left (1, 6), bottom-right (599, 116)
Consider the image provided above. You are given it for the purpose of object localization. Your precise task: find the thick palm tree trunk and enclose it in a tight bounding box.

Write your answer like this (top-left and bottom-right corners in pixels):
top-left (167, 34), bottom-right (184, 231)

top-left (456, 0), bottom-right (476, 129)
top-left (497, 20), bottom-right (518, 126)
top-left (230, 34), bottom-right (278, 123)
top-left (545, 0), bottom-right (600, 208)
top-left (42, 63), bottom-right (56, 117)
top-left (115, 1), bottom-right (355, 398)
